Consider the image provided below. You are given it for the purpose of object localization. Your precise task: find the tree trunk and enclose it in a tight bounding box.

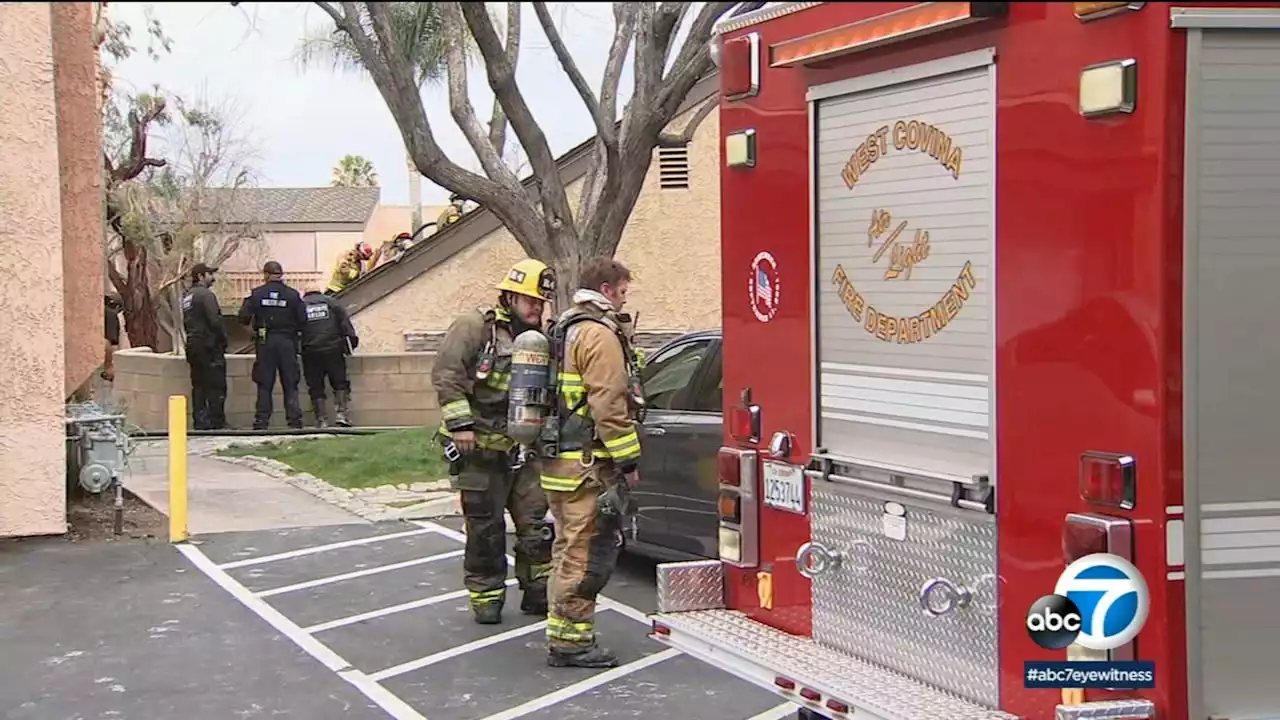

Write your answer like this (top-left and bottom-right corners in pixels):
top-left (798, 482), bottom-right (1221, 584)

top-left (549, 227), bottom-right (584, 315)
top-left (406, 149), bottom-right (422, 230)
top-left (117, 243), bottom-right (170, 353)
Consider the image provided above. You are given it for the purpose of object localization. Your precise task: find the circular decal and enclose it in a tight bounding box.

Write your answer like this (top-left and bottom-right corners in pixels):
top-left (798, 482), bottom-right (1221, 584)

top-left (748, 251), bottom-right (781, 323)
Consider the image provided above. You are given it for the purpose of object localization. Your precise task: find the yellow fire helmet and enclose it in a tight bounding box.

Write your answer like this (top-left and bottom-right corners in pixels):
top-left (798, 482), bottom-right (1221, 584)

top-left (496, 258), bottom-right (556, 301)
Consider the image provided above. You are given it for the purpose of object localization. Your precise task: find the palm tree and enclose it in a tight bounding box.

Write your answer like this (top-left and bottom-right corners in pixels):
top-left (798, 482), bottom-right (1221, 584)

top-left (295, 3), bottom-right (484, 230)
top-left (332, 154), bottom-right (379, 187)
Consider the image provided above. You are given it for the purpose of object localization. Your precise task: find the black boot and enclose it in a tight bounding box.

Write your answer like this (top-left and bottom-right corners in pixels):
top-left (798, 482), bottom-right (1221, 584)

top-left (547, 644), bottom-right (618, 669)
top-left (520, 589), bottom-right (548, 617)
top-left (473, 603), bottom-right (503, 625)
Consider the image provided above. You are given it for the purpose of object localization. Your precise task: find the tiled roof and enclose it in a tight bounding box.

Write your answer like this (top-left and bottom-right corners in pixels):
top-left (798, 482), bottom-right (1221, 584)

top-left (190, 186), bottom-right (381, 226)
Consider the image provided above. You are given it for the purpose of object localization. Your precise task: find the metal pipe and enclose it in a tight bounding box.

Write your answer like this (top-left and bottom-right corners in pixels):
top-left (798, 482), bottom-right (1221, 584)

top-left (128, 426), bottom-right (411, 439)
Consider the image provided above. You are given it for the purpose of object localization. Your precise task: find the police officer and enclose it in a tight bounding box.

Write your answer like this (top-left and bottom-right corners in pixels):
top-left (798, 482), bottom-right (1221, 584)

top-left (182, 263), bottom-right (229, 430)
top-left (431, 259), bottom-right (556, 625)
top-left (540, 257), bottom-right (644, 669)
top-left (237, 261), bottom-right (308, 430)
top-left (300, 287), bottom-right (359, 428)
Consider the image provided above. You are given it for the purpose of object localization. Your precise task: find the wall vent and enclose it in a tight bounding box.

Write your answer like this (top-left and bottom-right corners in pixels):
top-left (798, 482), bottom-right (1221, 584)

top-left (658, 144), bottom-right (691, 190)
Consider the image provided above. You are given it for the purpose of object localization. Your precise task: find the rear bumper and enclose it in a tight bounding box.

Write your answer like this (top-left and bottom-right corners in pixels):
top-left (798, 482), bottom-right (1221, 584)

top-left (649, 561), bottom-right (1158, 720)
top-left (648, 560), bottom-right (1019, 720)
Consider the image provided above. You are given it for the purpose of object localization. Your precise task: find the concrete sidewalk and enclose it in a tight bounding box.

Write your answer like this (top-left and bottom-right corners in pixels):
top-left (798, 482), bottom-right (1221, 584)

top-left (122, 439), bottom-right (366, 535)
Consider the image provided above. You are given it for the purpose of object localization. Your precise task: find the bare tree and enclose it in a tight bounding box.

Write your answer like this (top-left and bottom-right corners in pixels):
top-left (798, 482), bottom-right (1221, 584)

top-left (307, 1), bottom-right (762, 305)
top-left (99, 5), bottom-right (262, 352)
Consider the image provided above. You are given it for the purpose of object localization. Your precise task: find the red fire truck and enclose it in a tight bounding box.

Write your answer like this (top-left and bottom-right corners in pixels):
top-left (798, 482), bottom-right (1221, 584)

top-left (646, 2), bottom-right (1280, 719)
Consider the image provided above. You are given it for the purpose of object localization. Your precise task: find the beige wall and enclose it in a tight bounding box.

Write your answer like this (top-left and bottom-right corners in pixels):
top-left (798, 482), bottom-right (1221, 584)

top-left (0, 2), bottom-right (102, 537)
top-left (352, 108), bottom-right (723, 352)
top-left (364, 203), bottom-right (450, 245)
top-left (221, 231), bottom-right (317, 273)
top-left (113, 347), bottom-right (441, 432)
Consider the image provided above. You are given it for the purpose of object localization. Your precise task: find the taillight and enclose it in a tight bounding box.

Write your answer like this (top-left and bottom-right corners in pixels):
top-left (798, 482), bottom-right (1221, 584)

top-left (799, 688), bottom-right (821, 702)
top-left (728, 387), bottom-right (761, 443)
top-left (826, 699), bottom-right (850, 714)
top-left (717, 447), bottom-right (743, 487)
top-left (1079, 451), bottom-right (1136, 510)
top-left (718, 446), bottom-right (759, 567)
top-left (774, 676), bottom-right (796, 691)
top-left (1063, 519), bottom-right (1109, 563)
top-left (718, 492), bottom-right (741, 522)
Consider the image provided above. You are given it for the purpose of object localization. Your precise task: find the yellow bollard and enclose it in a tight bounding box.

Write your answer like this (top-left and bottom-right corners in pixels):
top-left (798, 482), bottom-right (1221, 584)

top-left (168, 394), bottom-right (189, 543)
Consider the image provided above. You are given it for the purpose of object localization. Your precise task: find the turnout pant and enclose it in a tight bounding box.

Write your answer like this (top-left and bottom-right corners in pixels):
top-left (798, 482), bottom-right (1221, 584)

top-left (253, 333), bottom-right (303, 429)
top-left (546, 469), bottom-right (620, 652)
top-left (302, 348), bottom-right (350, 402)
top-left (456, 451), bottom-right (552, 610)
top-left (186, 341), bottom-right (227, 429)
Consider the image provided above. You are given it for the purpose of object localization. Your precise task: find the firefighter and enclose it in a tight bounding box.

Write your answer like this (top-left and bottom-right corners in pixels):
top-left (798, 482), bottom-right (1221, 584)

top-left (436, 193), bottom-right (466, 228)
top-left (324, 241), bottom-right (378, 295)
top-left (541, 257), bottom-right (643, 669)
top-left (431, 258), bottom-right (556, 625)
top-left (238, 261), bottom-right (308, 430)
top-left (300, 286), bottom-right (359, 428)
top-left (182, 263), bottom-right (229, 430)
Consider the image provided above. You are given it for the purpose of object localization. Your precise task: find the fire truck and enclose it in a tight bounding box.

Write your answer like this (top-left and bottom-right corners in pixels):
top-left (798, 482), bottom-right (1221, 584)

top-left (646, 2), bottom-right (1280, 719)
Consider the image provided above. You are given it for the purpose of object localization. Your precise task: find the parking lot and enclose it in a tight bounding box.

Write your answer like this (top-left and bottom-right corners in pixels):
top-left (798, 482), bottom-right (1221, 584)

top-left (182, 518), bottom-right (797, 720)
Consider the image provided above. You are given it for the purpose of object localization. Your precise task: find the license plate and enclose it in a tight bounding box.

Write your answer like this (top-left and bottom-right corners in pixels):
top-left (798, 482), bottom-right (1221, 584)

top-left (762, 461), bottom-right (806, 515)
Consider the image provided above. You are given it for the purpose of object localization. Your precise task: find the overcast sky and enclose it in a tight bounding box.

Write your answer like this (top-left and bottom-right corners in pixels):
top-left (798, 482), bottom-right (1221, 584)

top-left (107, 2), bottom-right (636, 206)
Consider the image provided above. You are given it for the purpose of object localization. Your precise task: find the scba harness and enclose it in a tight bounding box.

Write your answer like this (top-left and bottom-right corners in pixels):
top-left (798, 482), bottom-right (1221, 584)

top-left (537, 307), bottom-right (646, 464)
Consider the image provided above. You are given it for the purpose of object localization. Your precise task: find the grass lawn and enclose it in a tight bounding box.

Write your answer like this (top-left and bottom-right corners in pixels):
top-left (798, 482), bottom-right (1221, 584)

top-left (217, 428), bottom-right (451, 490)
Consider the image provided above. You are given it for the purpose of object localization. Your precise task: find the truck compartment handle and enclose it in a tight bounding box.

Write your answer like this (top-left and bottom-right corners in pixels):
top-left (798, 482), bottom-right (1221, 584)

top-left (795, 541), bottom-right (843, 578)
top-left (804, 467), bottom-right (992, 514)
top-left (919, 577), bottom-right (973, 617)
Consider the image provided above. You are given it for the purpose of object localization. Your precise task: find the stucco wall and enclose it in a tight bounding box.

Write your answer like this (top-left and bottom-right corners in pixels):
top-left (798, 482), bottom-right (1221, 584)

top-left (0, 2), bottom-right (68, 537)
top-left (351, 108), bottom-right (723, 352)
top-left (52, 2), bottom-right (103, 398)
top-left (112, 348), bottom-right (441, 432)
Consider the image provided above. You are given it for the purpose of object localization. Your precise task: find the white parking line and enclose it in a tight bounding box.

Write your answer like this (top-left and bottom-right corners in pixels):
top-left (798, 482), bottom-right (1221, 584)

top-left (254, 549), bottom-right (464, 598)
top-left (409, 519), bottom-right (654, 626)
top-left (304, 578), bottom-right (520, 634)
top-left (746, 701), bottom-right (800, 720)
top-left (178, 543), bottom-right (427, 720)
top-left (479, 648), bottom-right (682, 720)
top-left (218, 527), bottom-right (437, 570)
top-left (370, 619), bottom-right (550, 682)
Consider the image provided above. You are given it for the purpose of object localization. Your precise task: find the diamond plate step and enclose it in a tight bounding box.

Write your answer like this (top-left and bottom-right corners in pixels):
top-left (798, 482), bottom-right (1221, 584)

top-left (651, 608), bottom-right (1019, 720)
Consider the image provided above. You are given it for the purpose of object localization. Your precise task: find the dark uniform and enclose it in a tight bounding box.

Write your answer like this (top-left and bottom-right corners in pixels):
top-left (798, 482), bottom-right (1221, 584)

top-left (237, 261), bottom-right (307, 430)
top-left (301, 290), bottom-right (359, 427)
top-left (182, 263), bottom-right (228, 430)
top-left (432, 258), bottom-right (557, 625)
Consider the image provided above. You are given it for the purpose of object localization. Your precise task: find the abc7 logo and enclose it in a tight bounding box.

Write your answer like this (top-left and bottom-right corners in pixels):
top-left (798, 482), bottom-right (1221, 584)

top-left (1025, 553), bottom-right (1150, 651)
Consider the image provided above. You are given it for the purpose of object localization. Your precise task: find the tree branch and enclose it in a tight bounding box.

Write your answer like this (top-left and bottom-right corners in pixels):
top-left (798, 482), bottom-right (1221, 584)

top-left (577, 4), bottom-right (637, 228)
top-left (106, 101), bottom-right (168, 184)
top-left (532, 2), bottom-right (612, 147)
top-left (314, 1), bottom-right (543, 245)
top-left (459, 1), bottom-right (573, 239)
top-left (488, 2), bottom-right (520, 158)
top-left (440, 3), bottom-right (519, 189)
top-left (658, 96), bottom-right (716, 146)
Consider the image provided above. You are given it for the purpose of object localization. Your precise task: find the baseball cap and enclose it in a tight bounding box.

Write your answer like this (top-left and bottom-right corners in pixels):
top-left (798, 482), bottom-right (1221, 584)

top-left (190, 263), bottom-right (218, 281)
top-left (263, 260), bottom-right (284, 276)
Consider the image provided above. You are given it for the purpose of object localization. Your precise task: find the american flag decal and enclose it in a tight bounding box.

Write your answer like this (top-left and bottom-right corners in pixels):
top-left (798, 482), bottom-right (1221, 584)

top-left (756, 266), bottom-right (772, 304)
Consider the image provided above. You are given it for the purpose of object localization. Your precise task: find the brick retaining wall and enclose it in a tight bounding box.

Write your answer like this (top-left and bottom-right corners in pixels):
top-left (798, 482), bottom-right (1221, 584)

top-left (112, 348), bottom-right (440, 432)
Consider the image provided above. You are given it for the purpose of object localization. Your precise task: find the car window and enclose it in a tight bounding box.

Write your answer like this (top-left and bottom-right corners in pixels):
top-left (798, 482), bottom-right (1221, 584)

top-left (687, 347), bottom-right (722, 413)
top-left (642, 339), bottom-right (712, 410)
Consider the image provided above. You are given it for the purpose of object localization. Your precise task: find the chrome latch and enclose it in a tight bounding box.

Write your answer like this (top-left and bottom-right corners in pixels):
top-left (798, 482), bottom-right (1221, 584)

top-left (919, 577), bottom-right (973, 616)
top-left (795, 541), bottom-right (842, 578)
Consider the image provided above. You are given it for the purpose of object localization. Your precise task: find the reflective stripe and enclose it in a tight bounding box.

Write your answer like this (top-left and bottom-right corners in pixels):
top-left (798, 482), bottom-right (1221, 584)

top-left (546, 613), bottom-right (594, 643)
top-left (541, 473), bottom-right (584, 492)
top-left (485, 371), bottom-right (510, 392)
top-left (441, 399), bottom-right (472, 421)
top-left (601, 431), bottom-right (641, 462)
top-left (530, 562), bottom-right (553, 582)
top-left (470, 587), bottom-right (506, 605)
top-left (438, 425), bottom-right (516, 451)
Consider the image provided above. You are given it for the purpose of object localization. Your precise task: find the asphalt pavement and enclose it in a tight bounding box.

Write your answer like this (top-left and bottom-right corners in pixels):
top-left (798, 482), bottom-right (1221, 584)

top-left (2, 518), bottom-right (798, 720)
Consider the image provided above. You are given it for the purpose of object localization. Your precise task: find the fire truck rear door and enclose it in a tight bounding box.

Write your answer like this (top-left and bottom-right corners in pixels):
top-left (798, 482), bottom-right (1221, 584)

top-left (1178, 7), bottom-right (1280, 717)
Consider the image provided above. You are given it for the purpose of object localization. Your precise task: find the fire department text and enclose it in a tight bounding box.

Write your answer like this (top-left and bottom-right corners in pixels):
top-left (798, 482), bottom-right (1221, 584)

top-left (1023, 662), bottom-right (1155, 690)
top-left (831, 262), bottom-right (978, 344)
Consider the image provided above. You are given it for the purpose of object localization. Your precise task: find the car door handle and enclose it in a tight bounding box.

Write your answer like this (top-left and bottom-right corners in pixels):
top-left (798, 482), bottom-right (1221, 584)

top-left (645, 427), bottom-right (666, 437)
